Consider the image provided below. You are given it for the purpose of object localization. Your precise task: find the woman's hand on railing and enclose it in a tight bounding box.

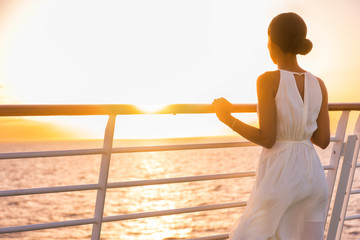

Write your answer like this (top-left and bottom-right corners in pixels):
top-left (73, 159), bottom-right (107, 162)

top-left (212, 97), bottom-right (233, 124)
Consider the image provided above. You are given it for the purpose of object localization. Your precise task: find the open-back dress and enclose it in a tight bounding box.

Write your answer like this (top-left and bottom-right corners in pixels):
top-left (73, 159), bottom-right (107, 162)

top-left (229, 69), bottom-right (329, 240)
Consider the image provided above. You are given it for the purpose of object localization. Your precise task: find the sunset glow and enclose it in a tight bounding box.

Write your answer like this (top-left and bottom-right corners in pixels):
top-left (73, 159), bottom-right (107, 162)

top-left (135, 104), bottom-right (168, 114)
top-left (0, 0), bottom-right (359, 140)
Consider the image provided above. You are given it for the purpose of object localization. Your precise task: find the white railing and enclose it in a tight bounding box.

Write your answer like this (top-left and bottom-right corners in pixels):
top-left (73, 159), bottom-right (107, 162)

top-left (327, 110), bottom-right (360, 240)
top-left (0, 103), bottom-right (359, 240)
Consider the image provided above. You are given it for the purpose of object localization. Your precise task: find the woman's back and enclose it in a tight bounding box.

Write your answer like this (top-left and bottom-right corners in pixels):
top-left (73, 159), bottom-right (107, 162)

top-left (275, 69), bottom-right (323, 141)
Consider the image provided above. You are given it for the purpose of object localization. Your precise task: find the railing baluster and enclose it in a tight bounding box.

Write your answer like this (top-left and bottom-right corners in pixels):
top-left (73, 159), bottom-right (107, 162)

top-left (325, 111), bottom-right (349, 238)
top-left (327, 135), bottom-right (357, 240)
top-left (91, 115), bottom-right (116, 240)
top-left (334, 113), bottom-right (360, 239)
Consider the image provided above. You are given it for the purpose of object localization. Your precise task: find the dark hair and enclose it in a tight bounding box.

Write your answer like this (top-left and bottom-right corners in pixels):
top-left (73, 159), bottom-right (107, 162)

top-left (268, 12), bottom-right (312, 55)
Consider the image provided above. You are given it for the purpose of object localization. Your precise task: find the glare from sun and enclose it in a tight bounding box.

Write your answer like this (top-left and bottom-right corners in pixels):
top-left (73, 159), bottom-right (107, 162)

top-left (136, 104), bottom-right (167, 114)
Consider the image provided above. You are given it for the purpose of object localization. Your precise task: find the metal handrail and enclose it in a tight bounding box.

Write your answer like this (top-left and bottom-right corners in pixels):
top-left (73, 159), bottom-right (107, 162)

top-left (350, 189), bottom-right (360, 194)
top-left (0, 164), bottom-right (336, 198)
top-left (103, 201), bottom-right (247, 222)
top-left (0, 137), bottom-right (338, 160)
top-left (0, 103), bottom-right (359, 240)
top-left (0, 184), bottom-right (100, 197)
top-left (0, 103), bottom-right (359, 116)
top-left (0, 201), bottom-right (247, 235)
top-left (0, 103), bottom-right (254, 116)
top-left (0, 218), bottom-right (96, 234)
top-left (345, 214), bottom-right (360, 221)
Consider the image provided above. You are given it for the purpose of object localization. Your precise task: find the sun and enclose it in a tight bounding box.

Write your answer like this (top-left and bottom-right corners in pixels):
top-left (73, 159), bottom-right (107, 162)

top-left (135, 104), bottom-right (168, 114)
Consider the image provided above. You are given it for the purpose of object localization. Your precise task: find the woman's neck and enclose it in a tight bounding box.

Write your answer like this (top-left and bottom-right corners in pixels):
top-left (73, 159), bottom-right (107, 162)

top-left (276, 53), bottom-right (304, 72)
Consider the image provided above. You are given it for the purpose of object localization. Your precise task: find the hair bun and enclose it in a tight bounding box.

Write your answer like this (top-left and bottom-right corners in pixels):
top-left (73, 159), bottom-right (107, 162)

top-left (269, 13), bottom-right (312, 55)
top-left (297, 38), bottom-right (313, 55)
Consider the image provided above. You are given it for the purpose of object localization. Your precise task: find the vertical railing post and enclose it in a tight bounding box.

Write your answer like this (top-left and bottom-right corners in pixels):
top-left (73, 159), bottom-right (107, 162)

top-left (327, 135), bottom-right (357, 240)
top-left (324, 111), bottom-right (349, 237)
top-left (334, 114), bottom-right (360, 240)
top-left (91, 115), bottom-right (116, 240)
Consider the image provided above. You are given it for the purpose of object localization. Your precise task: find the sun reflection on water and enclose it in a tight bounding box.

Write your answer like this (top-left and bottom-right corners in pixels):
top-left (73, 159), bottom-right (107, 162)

top-left (105, 152), bottom-right (195, 239)
top-left (125, 156), bottom-right (193, 239)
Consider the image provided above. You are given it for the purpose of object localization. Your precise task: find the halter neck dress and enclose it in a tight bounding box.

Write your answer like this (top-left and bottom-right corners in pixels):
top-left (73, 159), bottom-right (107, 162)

top-left (229, 69), bottom-right (328, 239)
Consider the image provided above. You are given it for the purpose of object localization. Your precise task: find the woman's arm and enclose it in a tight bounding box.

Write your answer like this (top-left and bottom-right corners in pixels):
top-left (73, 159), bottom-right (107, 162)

top-left (310, 78), bottom-right (330, 149)
top-left (212, 72), bottom-right (277, 148)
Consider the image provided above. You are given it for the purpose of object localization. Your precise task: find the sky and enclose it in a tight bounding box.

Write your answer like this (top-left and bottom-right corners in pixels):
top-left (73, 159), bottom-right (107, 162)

top-left (0, 0), bottom-right (359, 140)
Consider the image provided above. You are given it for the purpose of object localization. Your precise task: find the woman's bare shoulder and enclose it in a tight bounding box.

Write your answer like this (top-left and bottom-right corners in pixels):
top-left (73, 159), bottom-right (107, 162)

top-left (312, 75), bottom-right (328, 98)
top-left (257, 71), bottom-right (280, 96)
top-left (257, 70), bottom-right (280, 84)
top-left (316, 77), bottom-right (327, 89)
top-left (308, 73), bottom-right (326, 89)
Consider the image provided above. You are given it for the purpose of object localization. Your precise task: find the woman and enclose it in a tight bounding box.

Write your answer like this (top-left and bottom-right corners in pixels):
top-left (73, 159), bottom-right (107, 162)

top-left (212, 13), bottom-right (330, 240)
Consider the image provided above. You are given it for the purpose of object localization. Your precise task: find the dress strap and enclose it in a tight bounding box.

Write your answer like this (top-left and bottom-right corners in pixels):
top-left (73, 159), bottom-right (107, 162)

top-left (302, 73), bottom-right (309, 132)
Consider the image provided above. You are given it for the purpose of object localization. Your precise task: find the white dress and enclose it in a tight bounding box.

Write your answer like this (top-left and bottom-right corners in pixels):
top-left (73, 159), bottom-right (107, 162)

top-left (230, 69), bottom-right (328, 240)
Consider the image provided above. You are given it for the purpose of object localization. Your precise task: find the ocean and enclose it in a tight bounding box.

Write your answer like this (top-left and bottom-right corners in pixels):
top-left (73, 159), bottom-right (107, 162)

top-left (0, 139), bottom-right (359, 240)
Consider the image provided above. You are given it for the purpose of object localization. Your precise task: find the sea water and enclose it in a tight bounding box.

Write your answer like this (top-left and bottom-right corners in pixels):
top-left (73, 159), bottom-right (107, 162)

top-left (0, 140), bottom-right (359, 240)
